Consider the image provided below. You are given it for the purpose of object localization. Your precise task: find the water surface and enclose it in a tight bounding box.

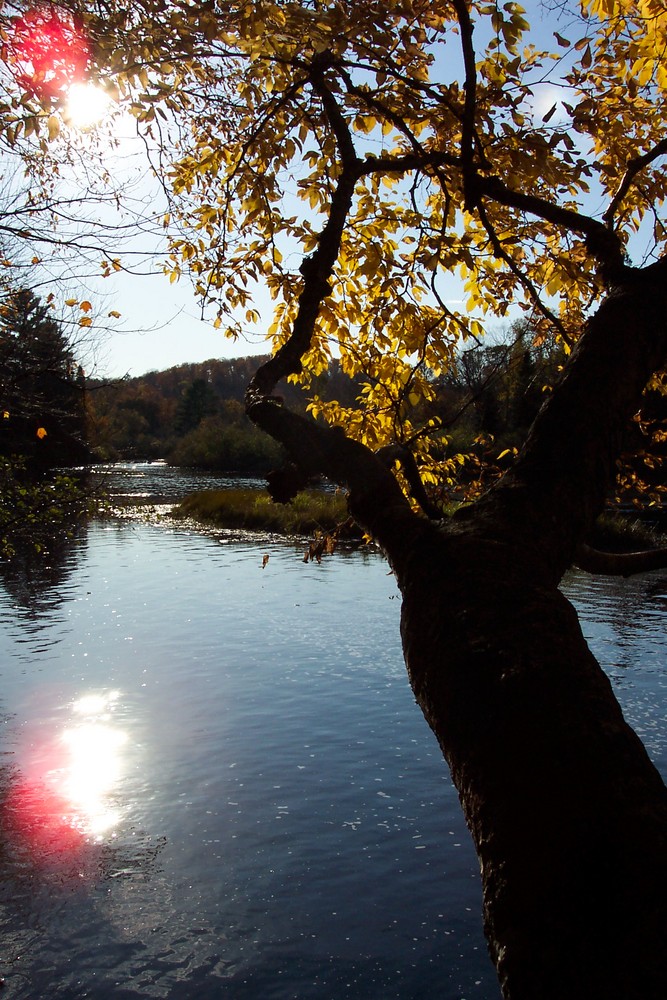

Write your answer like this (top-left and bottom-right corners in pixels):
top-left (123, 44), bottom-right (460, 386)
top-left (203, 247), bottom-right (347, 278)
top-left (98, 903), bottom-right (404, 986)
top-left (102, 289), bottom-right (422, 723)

top-left (0, 490), bottom-right (664, 999)
top-left (0, 521), bottom-right (493, 999)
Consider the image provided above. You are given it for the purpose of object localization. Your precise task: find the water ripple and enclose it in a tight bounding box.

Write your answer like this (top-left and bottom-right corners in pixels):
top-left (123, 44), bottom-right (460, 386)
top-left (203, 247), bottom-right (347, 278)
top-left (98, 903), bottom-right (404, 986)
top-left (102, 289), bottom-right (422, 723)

top-left (0, 512), bottom-right (663, 999)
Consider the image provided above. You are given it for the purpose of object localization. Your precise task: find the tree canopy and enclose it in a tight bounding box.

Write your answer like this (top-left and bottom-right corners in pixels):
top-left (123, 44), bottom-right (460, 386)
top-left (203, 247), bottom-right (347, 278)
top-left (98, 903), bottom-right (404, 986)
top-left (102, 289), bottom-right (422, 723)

top-left (63, 0), bottom-right (667, 499)
top-left (5, 1), bottom-right (667, 498)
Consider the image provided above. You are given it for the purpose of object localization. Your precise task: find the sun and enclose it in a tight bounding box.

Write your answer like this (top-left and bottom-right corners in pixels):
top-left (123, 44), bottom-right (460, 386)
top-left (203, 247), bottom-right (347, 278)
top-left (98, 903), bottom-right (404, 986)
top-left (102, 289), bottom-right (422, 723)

top-left (7, 7), bottom-right (116, 133)
top-left (65, 82), bottom-right (113, 129)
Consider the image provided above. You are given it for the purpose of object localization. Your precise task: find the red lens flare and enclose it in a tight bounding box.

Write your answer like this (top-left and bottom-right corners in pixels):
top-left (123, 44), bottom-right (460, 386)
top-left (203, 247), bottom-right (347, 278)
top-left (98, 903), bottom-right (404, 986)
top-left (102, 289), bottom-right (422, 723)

top-left (2, 692), bottom-right (127, 877)
top-left (6, 775), bottom-right (88, 858)
top-left (7, 7), bottom-right (90, 100)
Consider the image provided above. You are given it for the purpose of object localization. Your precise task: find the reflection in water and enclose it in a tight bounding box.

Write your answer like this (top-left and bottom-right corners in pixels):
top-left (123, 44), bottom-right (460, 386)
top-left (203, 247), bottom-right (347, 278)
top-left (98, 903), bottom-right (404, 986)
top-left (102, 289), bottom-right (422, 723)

top-left (62, 691), bottom-right (127, 838)
top-left (0, 683), bottom-right (165, 1000)
top-left (563, 570), bottom-right (667, 768)
top-left (91, 460), bottom-right (264, 504)
top-left (6, 771), bottom-right (87, 862)
top-left (0, 518), bottom-right (87, 614)
top-left (8, 690), bottom-right (129, 861)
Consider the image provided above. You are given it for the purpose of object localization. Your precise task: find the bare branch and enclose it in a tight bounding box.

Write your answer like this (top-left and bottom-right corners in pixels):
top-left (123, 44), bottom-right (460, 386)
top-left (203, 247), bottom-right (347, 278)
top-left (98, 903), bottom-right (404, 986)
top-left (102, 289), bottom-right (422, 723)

top-left (604, 137), bottom-right (667, 227)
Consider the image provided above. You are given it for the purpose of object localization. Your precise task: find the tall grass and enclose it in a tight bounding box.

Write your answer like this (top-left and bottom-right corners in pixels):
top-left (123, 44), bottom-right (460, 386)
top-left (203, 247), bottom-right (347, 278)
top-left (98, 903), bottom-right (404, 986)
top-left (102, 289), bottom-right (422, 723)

top-left (172, 488), bottom-right (355, 536)
top-left (590, 512), bottom-right (667, 552)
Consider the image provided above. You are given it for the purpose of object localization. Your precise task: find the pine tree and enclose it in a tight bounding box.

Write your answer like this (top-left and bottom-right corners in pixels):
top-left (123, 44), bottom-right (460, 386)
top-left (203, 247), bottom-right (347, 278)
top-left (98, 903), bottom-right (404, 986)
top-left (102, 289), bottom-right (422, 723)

top-left (0, 287), bottom-right (89, 466)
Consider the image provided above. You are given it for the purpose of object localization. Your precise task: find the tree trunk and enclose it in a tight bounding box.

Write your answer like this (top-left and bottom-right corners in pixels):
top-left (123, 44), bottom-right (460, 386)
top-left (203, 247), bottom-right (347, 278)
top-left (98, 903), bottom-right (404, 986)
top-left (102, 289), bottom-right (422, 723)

top-left (384, 273), bottom-right (667, 998)
top-left (249, 254), bottom-right (667, 997)
top-left (397, 519), bottom-right (667, 999)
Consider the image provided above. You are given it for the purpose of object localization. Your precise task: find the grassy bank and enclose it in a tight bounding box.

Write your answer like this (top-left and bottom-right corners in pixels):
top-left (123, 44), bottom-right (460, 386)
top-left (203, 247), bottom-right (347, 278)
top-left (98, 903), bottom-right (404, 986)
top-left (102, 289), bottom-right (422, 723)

top-left (590, 511), bottom-right (667, 552)
top-left (172, 487), bottom-right (355, 536)
top-left (172, 489), bottom-right (667, 550)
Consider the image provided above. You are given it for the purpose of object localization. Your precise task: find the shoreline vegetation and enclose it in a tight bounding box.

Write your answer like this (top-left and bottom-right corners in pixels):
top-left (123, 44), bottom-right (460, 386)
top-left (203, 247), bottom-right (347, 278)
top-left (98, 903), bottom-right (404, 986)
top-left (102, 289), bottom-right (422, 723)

top-left (166, 486), bottom-right (666, 552)
top-left (171, 487), bottom-right (361, 538)
top-left (590, 511), bottom-right (667, 554)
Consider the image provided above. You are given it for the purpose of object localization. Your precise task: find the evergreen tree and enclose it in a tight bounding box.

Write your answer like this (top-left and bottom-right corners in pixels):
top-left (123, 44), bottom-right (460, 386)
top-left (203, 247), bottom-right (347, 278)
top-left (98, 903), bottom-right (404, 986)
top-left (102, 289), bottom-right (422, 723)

top-left (174, 377), bottom-right (217, 435)
top-left (0, 287), bottom-right (89, 466)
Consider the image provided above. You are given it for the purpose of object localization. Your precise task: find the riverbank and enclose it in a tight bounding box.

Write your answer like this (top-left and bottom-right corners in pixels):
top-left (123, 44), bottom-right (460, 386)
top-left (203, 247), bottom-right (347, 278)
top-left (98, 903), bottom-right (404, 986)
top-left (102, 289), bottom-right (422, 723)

top-left (171, 489), bottom-right (666, 551)
top-left (95, 461), bottom-right (666, 551)
top-left (590, 511), bottom-right (667, 552)
top-left (171, 487), bottom-right (357, 537)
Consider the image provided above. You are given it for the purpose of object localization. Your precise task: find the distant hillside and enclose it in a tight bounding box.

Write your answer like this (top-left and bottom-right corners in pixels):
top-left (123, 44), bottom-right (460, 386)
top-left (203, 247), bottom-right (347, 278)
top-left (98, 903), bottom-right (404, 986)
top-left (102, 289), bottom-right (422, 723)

top-left (86, 355), bottom-right (362, 471)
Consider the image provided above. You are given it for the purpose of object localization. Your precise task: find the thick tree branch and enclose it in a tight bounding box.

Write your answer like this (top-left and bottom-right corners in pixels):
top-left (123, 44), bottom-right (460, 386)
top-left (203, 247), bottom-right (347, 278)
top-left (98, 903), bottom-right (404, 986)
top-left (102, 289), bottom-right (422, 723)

top-left (479, 175), bottom-right (627, 278)
top-left (358, 148), bottom-right (458, 177)
top-left (375, 443), bottom-right (443, 520)
top-left (575, 542), bottom-right (667, 577)
top-left (248, 399), bottom-right (423, 571)
top-left (247, 60), bottom-right (361, 400)
top-left (451, 0), bottom-right (480, 209)
top-left (460, 256), bottom-right (667, 583)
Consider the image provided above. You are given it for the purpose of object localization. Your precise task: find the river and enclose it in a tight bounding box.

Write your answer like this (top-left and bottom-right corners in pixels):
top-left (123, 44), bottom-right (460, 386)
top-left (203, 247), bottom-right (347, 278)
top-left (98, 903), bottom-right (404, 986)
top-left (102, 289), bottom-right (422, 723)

top-left (0, 463), bottom-right (665, 999)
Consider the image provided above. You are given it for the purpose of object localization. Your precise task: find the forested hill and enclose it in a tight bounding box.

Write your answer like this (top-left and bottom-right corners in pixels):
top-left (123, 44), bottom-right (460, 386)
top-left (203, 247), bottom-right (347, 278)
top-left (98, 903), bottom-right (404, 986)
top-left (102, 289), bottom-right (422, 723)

top-left (86, 355), bottom-right (363, 471)
top-left (85, 335), bottom-right (667, 495)
top-left (84, 333), bottom-right (566, 478)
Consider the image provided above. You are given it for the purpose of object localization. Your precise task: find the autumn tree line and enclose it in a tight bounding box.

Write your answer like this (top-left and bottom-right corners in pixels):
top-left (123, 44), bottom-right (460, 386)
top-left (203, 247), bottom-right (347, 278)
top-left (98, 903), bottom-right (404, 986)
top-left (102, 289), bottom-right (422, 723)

top-left (88, 322), bottom-right (667, 509)
top-left (83, 323), bottom-right (569, 479)
top-left (7, 281), bottom-right (572, 480)
top-left (4, 285), bottom-right (665, 508)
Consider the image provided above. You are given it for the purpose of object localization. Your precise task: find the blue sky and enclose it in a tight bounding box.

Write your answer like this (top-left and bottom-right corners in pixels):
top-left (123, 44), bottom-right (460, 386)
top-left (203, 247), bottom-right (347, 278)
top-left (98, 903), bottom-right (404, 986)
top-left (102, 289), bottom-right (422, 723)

top-left (88, 263), bottom-right (269, 380)
top-left (54, 113), bottom-right (271, 380)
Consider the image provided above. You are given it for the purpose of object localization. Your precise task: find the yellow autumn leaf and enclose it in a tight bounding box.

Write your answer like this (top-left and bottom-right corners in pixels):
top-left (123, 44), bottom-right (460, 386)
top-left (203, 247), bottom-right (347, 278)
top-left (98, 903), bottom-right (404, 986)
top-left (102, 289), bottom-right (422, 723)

top-left (36, 427), bottom-right (47, 439)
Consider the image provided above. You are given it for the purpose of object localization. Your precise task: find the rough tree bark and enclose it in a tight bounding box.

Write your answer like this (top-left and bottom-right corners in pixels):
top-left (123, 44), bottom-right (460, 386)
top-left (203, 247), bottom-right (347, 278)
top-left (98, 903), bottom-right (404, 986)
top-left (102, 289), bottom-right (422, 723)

top-left (410, 274), bottom-right (667, 999)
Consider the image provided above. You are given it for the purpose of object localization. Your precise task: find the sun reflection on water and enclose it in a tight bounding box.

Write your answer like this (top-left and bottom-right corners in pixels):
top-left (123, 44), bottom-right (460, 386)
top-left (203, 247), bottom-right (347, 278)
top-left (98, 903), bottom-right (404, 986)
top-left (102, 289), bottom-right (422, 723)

top-left (60, 691), bottom-right (127, 838)
top-left (8, 690), bottom-right (130, 857)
